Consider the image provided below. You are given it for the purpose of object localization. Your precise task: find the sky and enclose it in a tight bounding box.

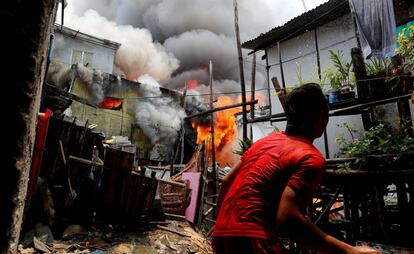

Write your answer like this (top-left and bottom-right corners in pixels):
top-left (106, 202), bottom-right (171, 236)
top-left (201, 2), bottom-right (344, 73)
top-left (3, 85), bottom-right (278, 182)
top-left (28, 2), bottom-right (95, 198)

top-left (58, 0), bottom-right (329, 92)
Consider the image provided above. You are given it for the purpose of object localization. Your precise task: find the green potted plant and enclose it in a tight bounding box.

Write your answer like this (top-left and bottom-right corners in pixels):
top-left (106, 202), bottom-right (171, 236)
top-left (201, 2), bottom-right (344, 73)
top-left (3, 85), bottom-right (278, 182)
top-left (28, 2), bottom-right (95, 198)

top-left (324, 50), bottom-right (355, 104)
top-left (364, 57), bottom-right (392, 98)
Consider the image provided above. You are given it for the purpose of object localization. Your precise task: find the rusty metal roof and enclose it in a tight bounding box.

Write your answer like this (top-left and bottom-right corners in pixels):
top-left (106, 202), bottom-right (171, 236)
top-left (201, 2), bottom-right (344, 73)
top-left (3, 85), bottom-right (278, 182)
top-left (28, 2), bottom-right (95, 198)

top-left (242, 0), bottom-right (350, 51)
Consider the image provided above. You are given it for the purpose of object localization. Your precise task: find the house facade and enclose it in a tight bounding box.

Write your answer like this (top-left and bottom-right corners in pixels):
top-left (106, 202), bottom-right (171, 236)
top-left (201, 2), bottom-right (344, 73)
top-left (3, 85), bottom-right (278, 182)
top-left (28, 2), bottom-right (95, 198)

top-left (242, 0), bottom-right (414, 157)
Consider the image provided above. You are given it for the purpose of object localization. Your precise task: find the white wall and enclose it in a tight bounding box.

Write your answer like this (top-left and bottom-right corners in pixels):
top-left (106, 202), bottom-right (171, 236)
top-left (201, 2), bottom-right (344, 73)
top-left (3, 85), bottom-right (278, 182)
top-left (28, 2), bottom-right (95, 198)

top-left (52, 33), bottom-right (117, 74)
top-left (252, 13), bottom-right (368, 158)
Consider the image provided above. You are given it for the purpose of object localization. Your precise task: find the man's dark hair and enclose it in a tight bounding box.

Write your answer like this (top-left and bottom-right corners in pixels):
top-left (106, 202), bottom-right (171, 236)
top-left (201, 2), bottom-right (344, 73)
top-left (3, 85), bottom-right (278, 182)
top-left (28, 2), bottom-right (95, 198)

top-left (286, 83), bottom-right (328, 129)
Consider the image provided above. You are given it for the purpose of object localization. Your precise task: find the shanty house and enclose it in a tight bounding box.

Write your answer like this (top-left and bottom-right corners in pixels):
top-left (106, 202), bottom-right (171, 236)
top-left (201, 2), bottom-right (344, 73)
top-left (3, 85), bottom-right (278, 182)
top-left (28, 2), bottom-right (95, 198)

top-left (49, 25), bottom-right (185, 161)
top-left (242, 0), bottom-right (414, 157)
top-left (52, 24), bottom-right (120, 74)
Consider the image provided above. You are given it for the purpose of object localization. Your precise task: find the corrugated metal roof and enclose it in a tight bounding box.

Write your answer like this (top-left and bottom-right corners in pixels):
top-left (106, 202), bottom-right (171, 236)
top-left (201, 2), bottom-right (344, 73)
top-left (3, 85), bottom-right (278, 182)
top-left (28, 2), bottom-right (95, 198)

top-left (242, 0), bottom-right (350, 51)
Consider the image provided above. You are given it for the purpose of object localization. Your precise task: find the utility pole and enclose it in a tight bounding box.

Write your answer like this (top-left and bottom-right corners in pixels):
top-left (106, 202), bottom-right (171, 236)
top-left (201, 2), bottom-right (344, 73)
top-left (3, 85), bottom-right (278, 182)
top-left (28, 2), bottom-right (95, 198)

top-left (233, 0), bottom-right (248, 140)
top-left (300, 0), bottom-right (307, 11)
top-left (209, 61), bottom-right (217, 181)
top-left (250, 53), bottom-right (256, 140)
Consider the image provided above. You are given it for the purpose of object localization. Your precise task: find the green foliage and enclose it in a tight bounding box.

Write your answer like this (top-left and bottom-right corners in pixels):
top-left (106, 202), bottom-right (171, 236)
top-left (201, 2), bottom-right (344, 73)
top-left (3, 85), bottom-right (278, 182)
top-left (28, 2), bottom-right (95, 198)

top-left (365, 57), bottom-right (391, 76)
top-left (296, 63), bottom-right (305, 86)
top-left (324, 50), bottom-right (354, 91)
top-left (272, 126), bottom-right (280, 133)
top-left (397, 25), bottom-right (414, 62)
top-left (233, 138), bottom-right (253, 156)
top-left (336, 122), bottom-right (413, 165)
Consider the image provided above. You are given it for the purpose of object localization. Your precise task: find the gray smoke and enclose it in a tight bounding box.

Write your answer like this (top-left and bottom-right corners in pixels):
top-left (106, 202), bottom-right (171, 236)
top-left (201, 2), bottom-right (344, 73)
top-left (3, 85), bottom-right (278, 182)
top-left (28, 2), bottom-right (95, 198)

top-left (47, 60), bottom-right (74, 90)
top-left (63, 0), bottom-right (328, 93)
top-left (135, 74), bottom-right (186, 148)
top-left (47, 61), bottom-right (109, 105)
top-left (169, 69), bottom-right (209, 90)
top-left (74, 64), bottom-right (106, 105)
top-left (60, 0), bottom-right (328, 153)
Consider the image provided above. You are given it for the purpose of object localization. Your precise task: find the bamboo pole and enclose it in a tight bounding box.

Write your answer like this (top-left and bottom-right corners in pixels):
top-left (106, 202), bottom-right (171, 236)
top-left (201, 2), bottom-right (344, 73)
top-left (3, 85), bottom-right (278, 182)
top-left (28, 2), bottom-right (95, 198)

top-left (233, 0), bottom-right (248, 139)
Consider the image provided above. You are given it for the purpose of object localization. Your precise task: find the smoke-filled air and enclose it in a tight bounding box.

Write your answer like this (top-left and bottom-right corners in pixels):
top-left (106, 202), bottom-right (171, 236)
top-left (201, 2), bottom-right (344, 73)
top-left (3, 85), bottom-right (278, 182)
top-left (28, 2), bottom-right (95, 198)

top-left (58, 0), bottom-right (328, 163)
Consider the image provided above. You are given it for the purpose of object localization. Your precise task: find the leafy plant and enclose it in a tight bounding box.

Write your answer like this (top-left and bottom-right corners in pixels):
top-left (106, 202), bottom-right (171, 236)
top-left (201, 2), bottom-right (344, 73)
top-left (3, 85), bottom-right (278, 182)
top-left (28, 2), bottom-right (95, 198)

top-left (325, 50), bottom-right (354, 91)
top-left (397, 25), bottom-right (414, 62)
top-left (233, 138), bottom-right (253, 156)
top-left (296, 63), bottom-right (305, 86)
top-left (336, 121), bottom-right (413, 166)
top-left (365, 57), bottom-right (391, 76)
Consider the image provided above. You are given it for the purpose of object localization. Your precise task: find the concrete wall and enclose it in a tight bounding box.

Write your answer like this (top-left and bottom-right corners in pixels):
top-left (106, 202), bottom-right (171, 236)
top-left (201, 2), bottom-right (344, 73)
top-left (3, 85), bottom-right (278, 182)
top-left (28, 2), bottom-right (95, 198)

top-left (253, 14), bottom-right (366, 158)
top-left (52, 32), bottom-right (117, 74)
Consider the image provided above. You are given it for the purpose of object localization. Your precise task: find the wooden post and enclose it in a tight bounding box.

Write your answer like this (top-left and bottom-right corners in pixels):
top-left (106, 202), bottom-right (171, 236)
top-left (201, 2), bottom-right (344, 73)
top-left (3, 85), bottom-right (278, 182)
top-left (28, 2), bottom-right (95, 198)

top-left (348, 0), bottom-right (362, 49)
top-left (209, 61), bottom-right (217, 183)
top-left (351, 47), bottom-right (368, 100)
top-left (233, 0), bottom-right (248, 140)
top-left (271, 77), bottom-right (287, 113)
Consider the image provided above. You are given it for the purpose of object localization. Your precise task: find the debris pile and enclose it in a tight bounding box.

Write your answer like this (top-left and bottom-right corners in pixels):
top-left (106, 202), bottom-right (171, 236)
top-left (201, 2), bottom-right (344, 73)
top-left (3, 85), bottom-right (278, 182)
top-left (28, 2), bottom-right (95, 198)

top-left (18, 221), bottom-right (211, 254)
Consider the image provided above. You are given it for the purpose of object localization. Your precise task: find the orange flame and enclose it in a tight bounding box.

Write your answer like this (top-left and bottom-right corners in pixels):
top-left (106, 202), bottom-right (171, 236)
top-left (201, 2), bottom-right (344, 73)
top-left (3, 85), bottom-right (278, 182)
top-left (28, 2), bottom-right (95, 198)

top-left (191, 92), bottom-right (268, 167)
top-left (191, 96), bottom-right (241, 167)
top-left (186, 79), bottom-right (199, 89)
top-left (99, 97), bottom-right (123, 110)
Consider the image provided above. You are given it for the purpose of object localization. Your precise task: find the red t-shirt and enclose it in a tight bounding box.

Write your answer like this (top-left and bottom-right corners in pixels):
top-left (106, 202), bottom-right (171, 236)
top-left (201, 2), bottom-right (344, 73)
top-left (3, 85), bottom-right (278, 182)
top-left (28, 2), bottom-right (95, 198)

top-left (213, 131), bottom-right (325, 240)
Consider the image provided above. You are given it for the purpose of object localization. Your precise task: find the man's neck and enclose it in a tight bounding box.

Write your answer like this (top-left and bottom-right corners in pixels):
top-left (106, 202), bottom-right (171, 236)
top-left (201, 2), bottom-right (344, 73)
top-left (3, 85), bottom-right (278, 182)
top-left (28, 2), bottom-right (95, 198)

top-left (285, 124), bottom-right (314, 142)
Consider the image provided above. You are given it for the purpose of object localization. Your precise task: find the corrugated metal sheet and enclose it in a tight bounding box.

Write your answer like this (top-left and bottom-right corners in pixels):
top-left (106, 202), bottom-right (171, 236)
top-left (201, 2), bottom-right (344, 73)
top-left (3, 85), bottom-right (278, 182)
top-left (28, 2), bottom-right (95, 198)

top-left (242, 0), bottom-right (350, 51)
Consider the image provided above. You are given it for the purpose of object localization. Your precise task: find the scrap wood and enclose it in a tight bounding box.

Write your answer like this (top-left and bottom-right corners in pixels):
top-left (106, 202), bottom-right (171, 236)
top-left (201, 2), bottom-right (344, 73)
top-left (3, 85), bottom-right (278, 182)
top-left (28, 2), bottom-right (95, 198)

top-left (156, 225), bottom-right (191, 237)
top-left (59, 140), bottom-right (66, 165)
top-left (34, 237), bottom-right (51, 253)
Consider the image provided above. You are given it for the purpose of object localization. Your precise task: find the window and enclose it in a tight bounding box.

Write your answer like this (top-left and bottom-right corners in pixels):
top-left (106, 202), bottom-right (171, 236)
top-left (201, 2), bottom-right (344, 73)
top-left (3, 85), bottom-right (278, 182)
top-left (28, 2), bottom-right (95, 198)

top-left (99, 97), bottom-right (123, 111)
top-left (71, 50), bottom-right (94, 67)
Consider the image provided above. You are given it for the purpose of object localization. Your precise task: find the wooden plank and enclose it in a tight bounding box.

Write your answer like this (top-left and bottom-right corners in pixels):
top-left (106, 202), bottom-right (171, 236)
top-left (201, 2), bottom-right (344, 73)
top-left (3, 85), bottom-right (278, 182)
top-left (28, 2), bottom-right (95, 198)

top-left (68, 155), bottom-right (103, 167)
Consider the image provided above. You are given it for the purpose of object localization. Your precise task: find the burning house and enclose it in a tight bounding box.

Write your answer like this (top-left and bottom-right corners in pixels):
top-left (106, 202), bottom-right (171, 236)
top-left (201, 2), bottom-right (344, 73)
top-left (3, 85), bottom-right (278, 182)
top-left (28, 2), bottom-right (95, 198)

top-left (47, 24), bottom-right (198, 162)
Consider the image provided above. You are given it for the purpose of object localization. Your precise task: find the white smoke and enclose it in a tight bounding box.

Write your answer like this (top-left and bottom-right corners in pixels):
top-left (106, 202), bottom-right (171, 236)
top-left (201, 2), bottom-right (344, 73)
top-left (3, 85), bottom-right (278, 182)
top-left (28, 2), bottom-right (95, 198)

top-left (135, 74), bottom-right (186, 148)
top-left (64, 9), bottom-right (179, 83)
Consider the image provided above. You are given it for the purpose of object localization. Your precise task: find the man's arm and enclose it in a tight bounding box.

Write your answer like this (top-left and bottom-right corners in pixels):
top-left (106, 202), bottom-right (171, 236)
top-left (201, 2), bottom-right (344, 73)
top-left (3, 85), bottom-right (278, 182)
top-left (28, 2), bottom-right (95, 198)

top-left (277, 186), bottom-right (380, 254)
top-left (216, 160), bottom-right (243, 213)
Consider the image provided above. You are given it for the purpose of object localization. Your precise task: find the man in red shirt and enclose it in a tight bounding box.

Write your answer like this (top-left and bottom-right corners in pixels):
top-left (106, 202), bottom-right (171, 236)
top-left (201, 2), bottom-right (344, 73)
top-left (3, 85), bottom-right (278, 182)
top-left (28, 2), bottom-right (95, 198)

top-left (213, 84), bottom-right (379, 254)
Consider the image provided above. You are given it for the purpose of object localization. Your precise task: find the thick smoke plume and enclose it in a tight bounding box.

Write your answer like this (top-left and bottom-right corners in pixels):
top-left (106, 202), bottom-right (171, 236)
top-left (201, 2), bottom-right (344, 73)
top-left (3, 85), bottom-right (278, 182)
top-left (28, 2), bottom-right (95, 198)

top-left (135, 75), bottom-right (186, 148)
top-left (47, 61), bottom-right (107, 105)
top-left (63, 0), bottom-right (326, 94)
top-left (60, 0), bottom-right (328, 160)
top-left (64, 9), bottom-right (179, 83)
